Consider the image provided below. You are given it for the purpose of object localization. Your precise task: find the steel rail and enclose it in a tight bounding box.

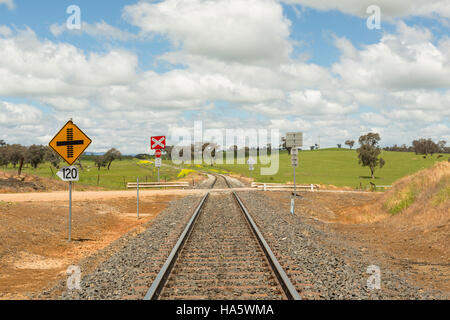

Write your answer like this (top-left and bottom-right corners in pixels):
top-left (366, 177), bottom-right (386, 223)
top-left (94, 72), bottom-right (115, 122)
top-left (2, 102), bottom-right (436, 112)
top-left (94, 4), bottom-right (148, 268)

top-left (217, 173), bottom-right (232, 189)
top-left (219, 173), bottom-right (301, 300)
top-left (144, 173), bottom-right (301, 300)
top-left (143, 192), bottom-right (209, 300)
top-left (232, 191), bottom-right (302, 300)
top-left (210, 175), bottom-right (218, 189)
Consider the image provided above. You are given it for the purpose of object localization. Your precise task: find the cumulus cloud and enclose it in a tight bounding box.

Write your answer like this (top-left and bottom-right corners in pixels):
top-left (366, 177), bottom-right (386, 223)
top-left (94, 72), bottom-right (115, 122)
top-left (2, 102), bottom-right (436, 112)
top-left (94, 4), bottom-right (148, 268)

top-left (124, 0), bottom-right (293, 64)
top-left (0, 101), bottom-right (42, 125)
top-left (0, 28), bottom-right (138, 97)
top-left (332, 22), bottom-right (450, 90)
top-left (0, 2), bottom-right (449, 152)
top-left (282, 0), bottom-right (450, 20)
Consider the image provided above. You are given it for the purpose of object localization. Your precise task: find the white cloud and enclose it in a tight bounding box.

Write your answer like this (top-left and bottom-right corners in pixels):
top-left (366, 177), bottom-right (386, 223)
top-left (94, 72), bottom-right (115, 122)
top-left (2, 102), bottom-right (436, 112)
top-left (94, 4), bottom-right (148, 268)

top-left (332, 22), bottom-right (450, 90)
top-left (124, 0), bottom-right (293, 64)
top-left (50, 21), bottom-right (137, 41)
top-left (360, 112), bottom-right (390, 126)
top-left (283, 0), bottom-right (450, 20)
top-left (0, 101), bottom-right (42, 125)
top-left (0, 3), bottom-right (449, 153)
top-left (0, 28), bottom-right (138, 97)
top-left (0, 0), bottom-right (14, 10)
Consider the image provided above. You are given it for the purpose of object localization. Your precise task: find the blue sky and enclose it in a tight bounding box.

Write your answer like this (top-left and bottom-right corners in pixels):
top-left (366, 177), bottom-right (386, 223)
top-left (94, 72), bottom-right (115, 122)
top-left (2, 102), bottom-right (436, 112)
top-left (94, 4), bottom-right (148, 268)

top-left (0, 0), bottom-right (449, 153)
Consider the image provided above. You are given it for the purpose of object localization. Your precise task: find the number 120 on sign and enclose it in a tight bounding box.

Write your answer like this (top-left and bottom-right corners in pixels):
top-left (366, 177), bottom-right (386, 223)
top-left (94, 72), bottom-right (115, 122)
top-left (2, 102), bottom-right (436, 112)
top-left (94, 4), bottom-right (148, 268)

top-left (57, 166), bottom-right (79, 182)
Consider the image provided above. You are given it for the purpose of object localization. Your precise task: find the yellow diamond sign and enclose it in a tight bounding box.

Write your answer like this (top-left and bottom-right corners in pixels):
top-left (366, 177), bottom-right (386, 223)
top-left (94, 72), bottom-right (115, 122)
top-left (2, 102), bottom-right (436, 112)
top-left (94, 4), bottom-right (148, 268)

top-left (49, 120), bottom-right (92, 165)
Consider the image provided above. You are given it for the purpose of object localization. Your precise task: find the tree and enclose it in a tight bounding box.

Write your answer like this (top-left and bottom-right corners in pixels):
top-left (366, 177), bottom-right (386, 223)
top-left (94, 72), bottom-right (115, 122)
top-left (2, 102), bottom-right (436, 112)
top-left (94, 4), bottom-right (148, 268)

top-left (104, 148), bottom-right (122, 170)
top-left (45, 147), bottom-right (61, 169)
top-left (412, 138), bottom-right (440, 157)
top-left (345, 140), bottom-right (355, 149)
top-left (164, 146), bottom-right (174, 160)
top-left (94, 155), bottom-right (107, 171)
top-left (25, 145), bottom-right (46, 169)
top-left (337, 144), bottom-right (342, 149)
top-left (0, 145), bottom-right (8, 167)
top-left (7, 145), bottom-right (26, 168)
top-left (0, 140), bottom-right (5, 146)
top-left (357, 133), bottom-right (386, 179)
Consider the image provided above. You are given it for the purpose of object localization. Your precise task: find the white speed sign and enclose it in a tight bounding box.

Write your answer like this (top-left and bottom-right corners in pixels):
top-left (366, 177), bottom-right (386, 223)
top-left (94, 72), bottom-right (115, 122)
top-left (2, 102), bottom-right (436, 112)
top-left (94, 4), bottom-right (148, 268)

top-left (57, 166), bottom-right (79, 182)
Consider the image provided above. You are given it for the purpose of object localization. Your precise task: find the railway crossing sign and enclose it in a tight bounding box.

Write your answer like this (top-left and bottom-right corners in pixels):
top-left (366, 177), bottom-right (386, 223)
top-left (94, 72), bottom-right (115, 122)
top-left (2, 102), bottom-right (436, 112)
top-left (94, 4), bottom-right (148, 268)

top-left (151, 136), bottom-right (165, 182)
top-left (49, 120), bottom-right (91, 242)
top-left (151, 136), bottom-right (166, 150)
top-left (49, 120), bottom-right (92, 165)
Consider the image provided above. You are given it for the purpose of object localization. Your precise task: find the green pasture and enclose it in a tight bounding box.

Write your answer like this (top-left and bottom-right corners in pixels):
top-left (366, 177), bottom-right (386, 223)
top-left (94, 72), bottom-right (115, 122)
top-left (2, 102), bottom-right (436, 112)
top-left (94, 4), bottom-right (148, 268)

top-left (1, 159), bottom-right (182, 190)
top-left (188, 149), bottom-right (449, 189)
top-left (2, 149), bottom-right (448, 190)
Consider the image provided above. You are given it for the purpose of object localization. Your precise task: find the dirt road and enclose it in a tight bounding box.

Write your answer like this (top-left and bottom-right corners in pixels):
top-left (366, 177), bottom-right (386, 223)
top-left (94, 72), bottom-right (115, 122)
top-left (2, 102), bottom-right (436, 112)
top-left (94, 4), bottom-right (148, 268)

top-left (0, 189), bottom-right (252, 203)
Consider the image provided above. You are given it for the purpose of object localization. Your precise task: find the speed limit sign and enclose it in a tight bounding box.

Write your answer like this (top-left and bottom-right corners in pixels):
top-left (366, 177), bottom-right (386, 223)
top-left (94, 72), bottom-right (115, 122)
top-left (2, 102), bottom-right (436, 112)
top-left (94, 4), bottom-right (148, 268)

top-left (57, 166), bottom-right (79, 182)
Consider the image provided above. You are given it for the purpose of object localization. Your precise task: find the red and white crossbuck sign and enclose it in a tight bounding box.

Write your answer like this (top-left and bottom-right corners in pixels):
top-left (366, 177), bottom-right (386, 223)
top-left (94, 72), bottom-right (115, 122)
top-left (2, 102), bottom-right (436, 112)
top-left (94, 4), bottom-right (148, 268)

top-left (151, 136), bottom-right (166, 150)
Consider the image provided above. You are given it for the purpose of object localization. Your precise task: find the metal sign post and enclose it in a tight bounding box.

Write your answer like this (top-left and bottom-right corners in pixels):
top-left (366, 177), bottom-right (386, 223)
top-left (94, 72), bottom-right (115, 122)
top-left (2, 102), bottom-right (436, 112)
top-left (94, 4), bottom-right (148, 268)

top-left (50, 120), bottom-right (91, 242)
top-left (56, 166), bottom-right (80, 241)
top-left (291, 149), bottom-right (298, 197)
top-left (137, 178), bottom-right (139, 220)
top-left (69, 181), bottom-right (72, 241)
top-left (286, 133), bottom-right (303, 216)
top-left (155, 158), bottom-right (162, 182)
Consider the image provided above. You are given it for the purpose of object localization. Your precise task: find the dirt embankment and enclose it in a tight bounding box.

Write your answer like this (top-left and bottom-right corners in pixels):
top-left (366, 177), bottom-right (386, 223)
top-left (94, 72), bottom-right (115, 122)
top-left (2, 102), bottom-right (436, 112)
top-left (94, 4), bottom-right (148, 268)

top-left (0, 171), bottom-right (99, 193)
top-left (265, 162), bottom-right (449, 294)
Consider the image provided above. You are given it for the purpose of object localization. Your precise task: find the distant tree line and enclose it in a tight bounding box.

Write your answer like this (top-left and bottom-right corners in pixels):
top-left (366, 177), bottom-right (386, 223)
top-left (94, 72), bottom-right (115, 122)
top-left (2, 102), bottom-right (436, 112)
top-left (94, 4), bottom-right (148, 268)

top-left (0, 140), bottom-right (122, 175)
top-left (383, 139), bottom-right (448, 155)
top-left (0, 142), bottom-right (62, 175)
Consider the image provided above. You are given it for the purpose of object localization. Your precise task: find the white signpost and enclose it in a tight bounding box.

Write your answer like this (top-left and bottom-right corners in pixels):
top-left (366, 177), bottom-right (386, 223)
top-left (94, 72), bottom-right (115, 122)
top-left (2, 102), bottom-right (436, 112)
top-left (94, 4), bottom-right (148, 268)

top-left (286, 132), bottom-right (303, 215)
top-left (151, 136), bottom-right (166, 183)
top-left (57, 166), bottom-right (79, 182)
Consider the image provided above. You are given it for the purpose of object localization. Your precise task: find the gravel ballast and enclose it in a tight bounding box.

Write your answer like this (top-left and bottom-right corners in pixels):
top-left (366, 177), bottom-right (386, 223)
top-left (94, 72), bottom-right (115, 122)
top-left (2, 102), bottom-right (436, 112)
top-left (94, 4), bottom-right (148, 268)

top-left (237, 191), bottom-right (447, 300)
top-left (37, 195), bottom-right (203, 300)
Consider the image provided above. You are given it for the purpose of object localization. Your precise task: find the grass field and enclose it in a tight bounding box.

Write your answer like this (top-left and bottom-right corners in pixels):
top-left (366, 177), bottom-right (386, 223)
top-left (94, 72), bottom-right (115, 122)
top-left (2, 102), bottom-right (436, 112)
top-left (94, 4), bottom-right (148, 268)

top-left (188, 149), bottom-right (449, 189)
top-left (2, 159), bottom-right (182, 190)
top-left (2, 149), bottom-right (448, 190)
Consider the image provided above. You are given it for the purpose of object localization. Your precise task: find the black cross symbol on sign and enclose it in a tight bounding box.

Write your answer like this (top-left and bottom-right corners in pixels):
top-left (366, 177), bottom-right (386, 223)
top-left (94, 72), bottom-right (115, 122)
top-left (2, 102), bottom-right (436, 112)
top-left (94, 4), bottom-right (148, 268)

top-left (56, 128), bottom-right (84, 159)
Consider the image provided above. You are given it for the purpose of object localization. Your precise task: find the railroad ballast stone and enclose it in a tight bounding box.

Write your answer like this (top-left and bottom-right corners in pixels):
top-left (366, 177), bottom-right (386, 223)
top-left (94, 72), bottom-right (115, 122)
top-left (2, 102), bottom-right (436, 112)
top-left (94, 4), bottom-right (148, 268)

top-left (237, 191), bottom-right (447, 300)
top-left (38, 195), bottom-right (203, 300)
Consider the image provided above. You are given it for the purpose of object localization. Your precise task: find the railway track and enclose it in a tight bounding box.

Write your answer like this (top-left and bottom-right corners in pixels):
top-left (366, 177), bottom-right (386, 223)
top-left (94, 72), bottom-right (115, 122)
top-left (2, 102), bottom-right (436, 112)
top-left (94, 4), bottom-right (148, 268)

top-left (144, 174), bottom-right (300, 300)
